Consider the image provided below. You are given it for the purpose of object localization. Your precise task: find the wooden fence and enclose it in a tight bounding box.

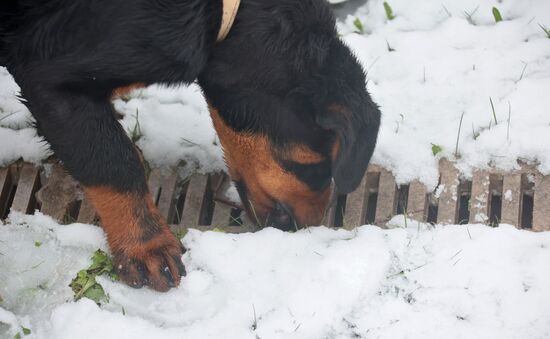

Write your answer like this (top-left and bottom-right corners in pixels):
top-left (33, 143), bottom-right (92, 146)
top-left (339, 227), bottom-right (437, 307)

top-left (1, 160), bottom-right (549, 232)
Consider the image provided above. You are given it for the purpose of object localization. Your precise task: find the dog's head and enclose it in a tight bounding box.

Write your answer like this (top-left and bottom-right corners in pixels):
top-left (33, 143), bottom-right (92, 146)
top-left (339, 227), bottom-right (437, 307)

top-left (199, 3), bottom-right (380, 229)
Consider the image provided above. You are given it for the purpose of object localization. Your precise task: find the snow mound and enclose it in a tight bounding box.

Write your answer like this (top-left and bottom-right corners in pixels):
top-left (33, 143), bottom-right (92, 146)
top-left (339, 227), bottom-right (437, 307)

top-left (338, 0), bottom-right (550, 187)
top-left (1, 213), bottom-right (549, 338)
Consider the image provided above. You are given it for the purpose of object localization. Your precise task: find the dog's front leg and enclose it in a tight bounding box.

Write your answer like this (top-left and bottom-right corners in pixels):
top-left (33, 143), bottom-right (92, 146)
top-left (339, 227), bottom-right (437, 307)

top-left (19, 82), bottom-right (185, 292)
top-left (84, 186), bottom-right (186, 291)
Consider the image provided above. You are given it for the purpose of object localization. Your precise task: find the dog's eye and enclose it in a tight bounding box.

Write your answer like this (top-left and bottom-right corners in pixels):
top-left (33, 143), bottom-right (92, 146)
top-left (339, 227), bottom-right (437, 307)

top-left (280, 160), bottom-right (331, 191)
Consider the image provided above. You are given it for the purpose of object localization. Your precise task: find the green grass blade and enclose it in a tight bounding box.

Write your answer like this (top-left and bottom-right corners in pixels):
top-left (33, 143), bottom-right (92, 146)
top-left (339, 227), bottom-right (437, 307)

top-left (489, 97), bottom-right (498, 125)
top-left (492, 7), bottom-right (502, 23)
top-left (353, 17), bottom-right (365, 34)
top-left (539, 24), bottom-right (550, 39)
top-left (383, 2), bottom-right (395, 20)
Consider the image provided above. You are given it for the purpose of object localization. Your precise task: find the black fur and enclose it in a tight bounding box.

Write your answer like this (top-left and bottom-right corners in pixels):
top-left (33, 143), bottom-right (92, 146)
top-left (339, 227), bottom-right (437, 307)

top-left (198, 0), bottom-right (381, 194)
top-left (0, 0), bottom-right (380, 208)
top-left (1, 0), bottom-right (222, 194)
top-left (278, 159), bottom-right (332, 192)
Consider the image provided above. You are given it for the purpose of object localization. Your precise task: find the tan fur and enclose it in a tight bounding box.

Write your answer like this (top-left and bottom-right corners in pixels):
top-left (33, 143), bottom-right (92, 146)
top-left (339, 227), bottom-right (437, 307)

top-left (327, 103), bottom-right (350, 113)
top-left (331, 139), bottom-right (340, 162)
top-left (286, 144), bottom-right (324, 164)
top-left (85, 187), bottom-right (176, 258)
top-left (111, 83), bottom-right (146, 99)
top-left (209, 106), bottom-right (331, 225)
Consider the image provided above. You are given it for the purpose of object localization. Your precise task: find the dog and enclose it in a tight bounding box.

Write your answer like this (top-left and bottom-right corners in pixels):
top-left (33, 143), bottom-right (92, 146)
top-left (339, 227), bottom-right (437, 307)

top-left (0, 0), bottom-right (381, 292)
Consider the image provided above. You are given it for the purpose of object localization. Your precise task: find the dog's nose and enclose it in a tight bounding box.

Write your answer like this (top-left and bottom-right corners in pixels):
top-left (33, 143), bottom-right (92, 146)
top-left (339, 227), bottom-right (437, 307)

top-left (270, 202), bottom-right (296, 231)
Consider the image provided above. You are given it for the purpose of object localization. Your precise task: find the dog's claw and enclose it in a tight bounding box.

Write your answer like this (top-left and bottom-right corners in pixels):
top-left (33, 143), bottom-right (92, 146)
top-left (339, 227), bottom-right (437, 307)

top-left (113, 232), bottom-right (185, 292)
top-left (172, 255), bottom-right (187, 277)
top-left (161, 264), bottom-right (176, 288)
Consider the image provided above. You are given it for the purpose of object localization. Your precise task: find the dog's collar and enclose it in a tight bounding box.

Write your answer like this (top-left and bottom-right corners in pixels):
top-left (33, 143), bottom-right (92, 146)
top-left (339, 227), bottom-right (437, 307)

top-left (217, 0), bottom-right (241, 42)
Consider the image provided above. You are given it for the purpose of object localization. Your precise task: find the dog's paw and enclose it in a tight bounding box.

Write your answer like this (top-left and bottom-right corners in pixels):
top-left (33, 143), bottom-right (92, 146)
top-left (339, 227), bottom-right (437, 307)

top-left (113, 228), bottom-right (186, 292)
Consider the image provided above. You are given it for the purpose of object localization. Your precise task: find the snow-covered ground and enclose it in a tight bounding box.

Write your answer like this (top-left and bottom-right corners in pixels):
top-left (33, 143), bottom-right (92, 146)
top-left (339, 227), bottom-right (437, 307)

top-left (1, 212), bottom-right (550, 339)
top-left (339, 0), bottom-right (550, 187)
top-left (1, 0), bottom-right (550, 338)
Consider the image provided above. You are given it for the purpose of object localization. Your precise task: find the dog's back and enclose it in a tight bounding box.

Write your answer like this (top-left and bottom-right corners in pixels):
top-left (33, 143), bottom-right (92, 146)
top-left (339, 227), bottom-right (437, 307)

top-left (0, 0), bottom-right (37, 65)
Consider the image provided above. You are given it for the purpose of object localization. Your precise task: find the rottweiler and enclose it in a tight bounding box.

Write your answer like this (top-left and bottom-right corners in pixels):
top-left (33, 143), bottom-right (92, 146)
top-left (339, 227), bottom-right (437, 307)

top-left (0, 0), bottom-right (381, 291)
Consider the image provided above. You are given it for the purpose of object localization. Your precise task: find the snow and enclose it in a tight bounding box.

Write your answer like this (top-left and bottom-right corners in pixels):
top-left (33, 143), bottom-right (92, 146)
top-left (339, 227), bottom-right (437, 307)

top-left (338, 0), bottom-right (550, 187)
top-left (113, 85), bottom-right (225, 172)
top-left (1, 213), bottom-right (550, 338)
top-left (504, 189), bottom-right (513, 202)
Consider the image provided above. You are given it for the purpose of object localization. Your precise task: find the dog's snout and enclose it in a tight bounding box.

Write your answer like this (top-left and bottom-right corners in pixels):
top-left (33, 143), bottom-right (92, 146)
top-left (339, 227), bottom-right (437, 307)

top-left (270, 202), bottom-right (296, 231)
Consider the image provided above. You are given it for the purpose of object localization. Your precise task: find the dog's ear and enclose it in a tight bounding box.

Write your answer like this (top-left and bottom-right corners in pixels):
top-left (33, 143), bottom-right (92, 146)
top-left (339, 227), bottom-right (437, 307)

top-left (316, 100), bottom-right (380, 194)
top-left (313, 40), bottom-right (381, 194)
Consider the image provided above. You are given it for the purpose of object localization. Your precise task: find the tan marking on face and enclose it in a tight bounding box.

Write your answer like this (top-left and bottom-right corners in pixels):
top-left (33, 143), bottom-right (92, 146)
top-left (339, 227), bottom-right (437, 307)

top-left (209, 106), bottom-right (331, 226)
top-left (331, 138), bottom-right (340, 161)
top-left (327, 103), bottom-right (351, 114)
top-left (112, 83), bottom-right (146, 99)
top-left (286, 144), bottom-right (324, 164)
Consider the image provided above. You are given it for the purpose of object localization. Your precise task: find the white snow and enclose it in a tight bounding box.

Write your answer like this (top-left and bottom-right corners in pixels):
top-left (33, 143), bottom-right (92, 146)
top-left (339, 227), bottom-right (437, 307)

top-left (1, 213), bottom-right (549, 338)
top-left (337, 0), bottom-right (550, 187)
top-left (504, 189), bottom-right (513, 202)
top-left (113, 85), bottom-right (225, 172)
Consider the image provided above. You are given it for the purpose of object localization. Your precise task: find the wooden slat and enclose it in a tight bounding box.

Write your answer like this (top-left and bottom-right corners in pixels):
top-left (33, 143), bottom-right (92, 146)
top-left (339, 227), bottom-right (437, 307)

top-left (519, 173), bottom-right (535, 229)
top-left (0, 167), bottom-right (9, 198)
top-left (191, 225), bottom-right (256, 234)
top-left (147, 168), bottom-right (163, 205)
top-left (38, 198), bottom-right (69, 222)
top-left (210, 202), bottom-right (233, 227)
top-left (208, 173), bottom-right (233, 228)
top-left (533, 174), bottom-right (550, 232)
top-left (407, 180), bottom-right (427, 222)
top-left (469, 170), bottom-right (490, 224)
top-left (36, 164), bottom-right (79, 222)
top-left (437, 159), bottom-right (459, 224)
top-left (77, 197), bottom-right (98, 224)
top-left (11, 164), bottom-right (40, 214)
top-left (155, 171), bottom-right (179, 221)
top-left (374, 168), bottom-right (397, 226)
top-left (240, 213), bottom-right (258, 231)
top-left (343, 173), bottom-right (369, 229)
top-left (324, 198), bottom-right (337, 227)
top-left (363, 170), bottom-right (381, 225)
top-left (501, 173), bottom-right (521, 227)
top-left (366, 164), bottom-right (380, 173)
top-left (0, 167), bottom-right (13, 218)
top-left (148, 167), bottom-right (182, 225)
top-left (488, 174), bottom-right (504, 225)
top-left (179, 175), bottom-right (208, 227)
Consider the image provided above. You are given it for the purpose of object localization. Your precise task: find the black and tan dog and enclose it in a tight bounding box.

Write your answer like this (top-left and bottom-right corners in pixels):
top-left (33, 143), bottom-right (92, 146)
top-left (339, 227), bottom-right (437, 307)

top-left (0, 0), bottom-right (380, 291)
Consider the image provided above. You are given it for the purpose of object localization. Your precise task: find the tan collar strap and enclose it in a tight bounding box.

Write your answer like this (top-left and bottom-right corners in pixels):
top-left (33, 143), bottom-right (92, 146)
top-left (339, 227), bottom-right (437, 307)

top-left (217, 0), bottom-right (241, 42)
